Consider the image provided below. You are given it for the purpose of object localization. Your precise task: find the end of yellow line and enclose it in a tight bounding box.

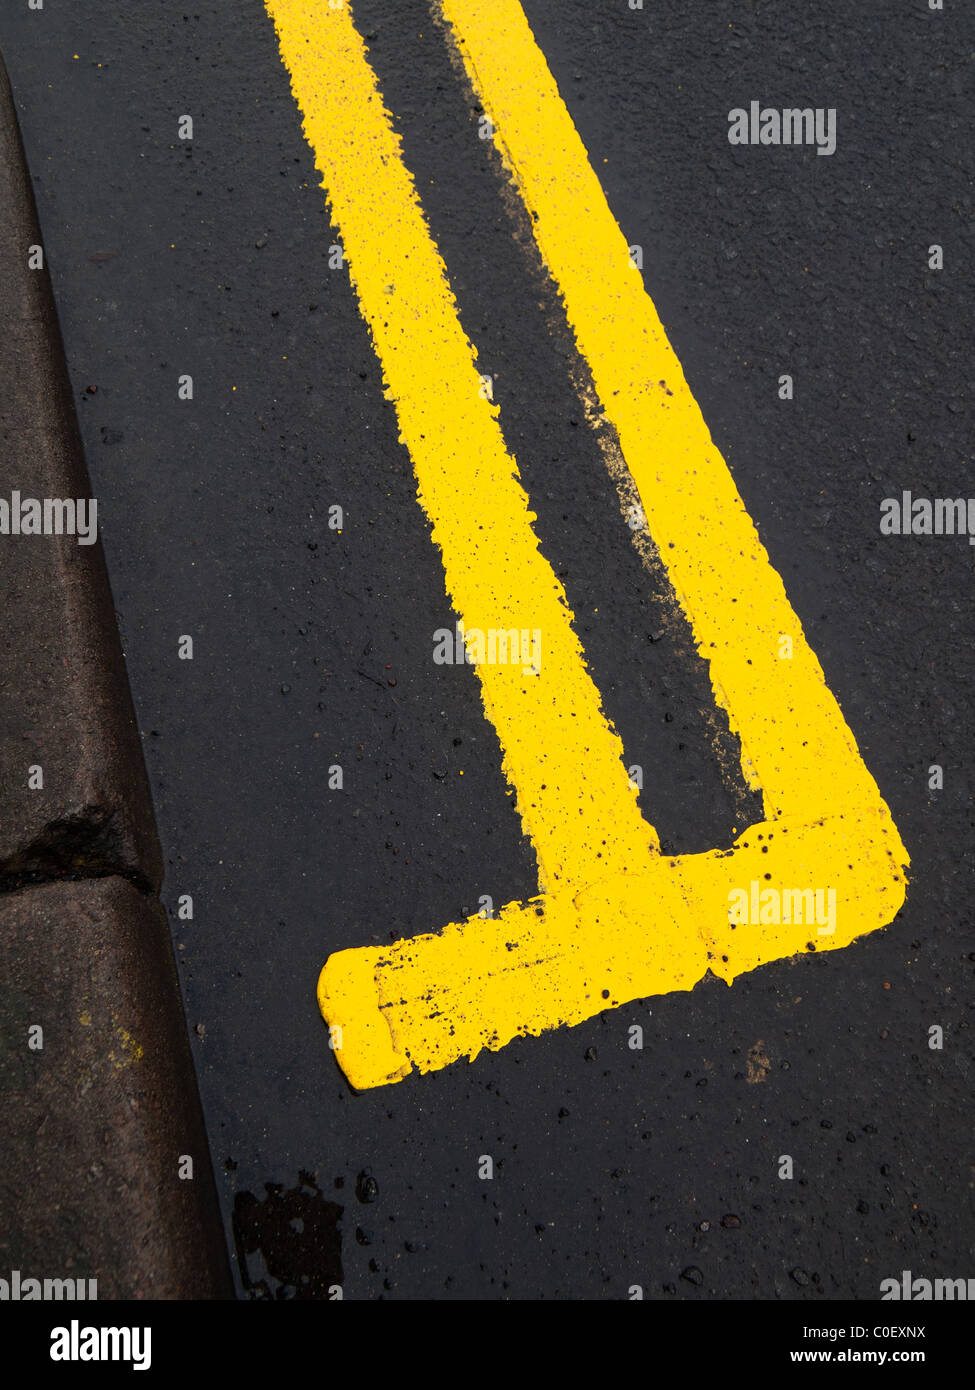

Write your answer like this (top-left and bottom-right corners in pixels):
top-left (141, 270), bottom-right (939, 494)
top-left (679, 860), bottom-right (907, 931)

top-left (318, 947), bottom-right (412, 1090)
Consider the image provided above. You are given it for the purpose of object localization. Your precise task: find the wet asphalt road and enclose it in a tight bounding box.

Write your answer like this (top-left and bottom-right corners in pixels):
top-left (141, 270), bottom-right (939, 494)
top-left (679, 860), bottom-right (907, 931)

top-left (1, 0), bottom-right (972, 1299)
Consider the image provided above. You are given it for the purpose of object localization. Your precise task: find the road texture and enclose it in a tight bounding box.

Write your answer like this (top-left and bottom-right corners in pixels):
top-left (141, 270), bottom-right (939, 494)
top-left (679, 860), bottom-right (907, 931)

top-left (1, 0), bottom-right (972, 1299)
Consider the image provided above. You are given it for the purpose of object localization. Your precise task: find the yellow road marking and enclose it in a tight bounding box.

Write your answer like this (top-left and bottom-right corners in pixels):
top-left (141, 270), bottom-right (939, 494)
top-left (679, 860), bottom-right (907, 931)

top-left (264, 0), bottom-right (908, 1090)
top-left (439, 0), bottom-right (876, 821)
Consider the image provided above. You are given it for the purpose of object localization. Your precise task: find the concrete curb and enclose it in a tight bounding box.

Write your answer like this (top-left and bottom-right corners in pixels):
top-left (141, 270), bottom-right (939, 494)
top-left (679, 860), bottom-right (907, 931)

top-left (0, 53), bottom-right (232, 1297)
top-left (0, 53), bottom-right (161, 885)
top-left (0, 879), bottom-right (232, 1298)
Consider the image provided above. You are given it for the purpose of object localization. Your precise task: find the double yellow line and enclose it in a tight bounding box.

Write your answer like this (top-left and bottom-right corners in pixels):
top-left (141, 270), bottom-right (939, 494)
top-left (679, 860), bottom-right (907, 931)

top-left (264, 0), bottom-right (908, 1089)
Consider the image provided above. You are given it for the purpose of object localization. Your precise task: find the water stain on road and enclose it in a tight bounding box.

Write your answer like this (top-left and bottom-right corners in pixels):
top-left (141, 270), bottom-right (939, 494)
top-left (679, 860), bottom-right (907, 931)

top-left (233, 1172), bottom-right (343, 1299)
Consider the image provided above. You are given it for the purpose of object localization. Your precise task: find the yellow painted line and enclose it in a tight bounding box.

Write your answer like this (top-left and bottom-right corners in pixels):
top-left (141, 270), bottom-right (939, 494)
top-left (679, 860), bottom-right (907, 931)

top-left (264, 0), bottom-right (659, 888)
top-left (265, 0), bottom-right (909, 1090)
top-left (439, 0), bottom-right (876, 821)
top-left (263, 0), bottom-right (686, 1085)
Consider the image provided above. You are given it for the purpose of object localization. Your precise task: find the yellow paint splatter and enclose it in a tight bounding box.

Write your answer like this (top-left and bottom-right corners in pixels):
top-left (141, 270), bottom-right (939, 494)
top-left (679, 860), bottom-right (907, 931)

top-left (109, 1015), bottom-right (144, 1071)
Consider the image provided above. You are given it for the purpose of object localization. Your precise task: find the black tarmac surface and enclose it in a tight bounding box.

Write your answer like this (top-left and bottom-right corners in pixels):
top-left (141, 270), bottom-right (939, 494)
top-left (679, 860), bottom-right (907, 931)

top-left (1, 0), bottom-right (971, 1299)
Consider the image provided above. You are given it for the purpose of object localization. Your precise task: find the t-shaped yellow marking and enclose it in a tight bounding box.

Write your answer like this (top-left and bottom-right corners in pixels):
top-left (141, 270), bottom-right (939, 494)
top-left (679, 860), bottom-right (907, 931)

top-left (264, 0), bottom-right (908, 1090)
